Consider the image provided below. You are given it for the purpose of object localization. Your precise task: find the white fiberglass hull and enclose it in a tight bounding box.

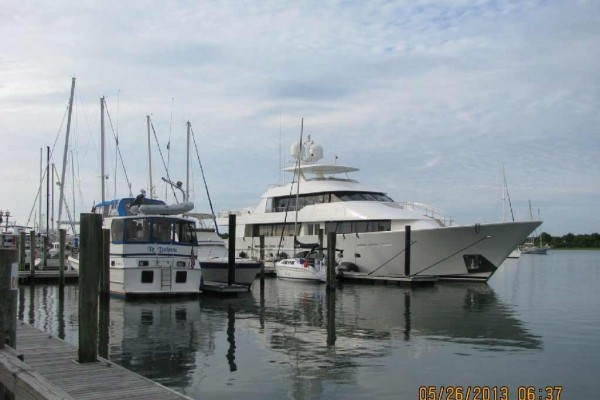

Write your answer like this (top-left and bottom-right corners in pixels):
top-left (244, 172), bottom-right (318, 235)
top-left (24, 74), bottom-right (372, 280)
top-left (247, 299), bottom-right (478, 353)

top-left (200, 258), bottom-right (262, 287)
top-left (276, 259), bottom-right (326, 282)
top-left (68, 252), bottom-right (202, 296)
top-left (235, 221), bottom-right (540, 282)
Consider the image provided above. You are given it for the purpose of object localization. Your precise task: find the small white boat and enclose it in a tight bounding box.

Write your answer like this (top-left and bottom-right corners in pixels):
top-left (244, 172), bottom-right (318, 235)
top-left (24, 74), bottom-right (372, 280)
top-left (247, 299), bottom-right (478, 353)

top-left (276, 254), bottom-right (327, 282)
top-left (189, 213), bottom-right (262, 287)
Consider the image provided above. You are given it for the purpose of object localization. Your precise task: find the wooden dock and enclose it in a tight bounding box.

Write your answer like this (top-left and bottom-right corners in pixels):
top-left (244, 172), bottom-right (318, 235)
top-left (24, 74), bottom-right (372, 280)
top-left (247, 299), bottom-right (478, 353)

top-left (1, 322), bottom-right (191, 399)
top-left (338, 271), bottom-right (438, 286)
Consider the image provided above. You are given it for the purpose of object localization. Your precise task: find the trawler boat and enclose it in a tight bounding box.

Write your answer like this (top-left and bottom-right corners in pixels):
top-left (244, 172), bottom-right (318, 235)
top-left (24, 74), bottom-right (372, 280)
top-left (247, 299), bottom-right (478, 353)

top-left (217, 135), bottom-right (541, 282)
top-left (69, 196), bottom-right (203, 296)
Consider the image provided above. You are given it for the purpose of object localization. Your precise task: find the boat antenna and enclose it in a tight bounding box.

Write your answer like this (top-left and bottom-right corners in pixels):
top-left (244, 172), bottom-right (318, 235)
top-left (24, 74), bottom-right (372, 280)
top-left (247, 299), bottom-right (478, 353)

top-left (190, 124), bottom-right (220, 235)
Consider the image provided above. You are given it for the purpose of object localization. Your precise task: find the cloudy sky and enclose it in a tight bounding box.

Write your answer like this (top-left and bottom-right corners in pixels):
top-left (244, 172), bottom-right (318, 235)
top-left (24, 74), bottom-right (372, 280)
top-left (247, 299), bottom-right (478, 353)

top-left (1, 0), bottom-right (598, 235)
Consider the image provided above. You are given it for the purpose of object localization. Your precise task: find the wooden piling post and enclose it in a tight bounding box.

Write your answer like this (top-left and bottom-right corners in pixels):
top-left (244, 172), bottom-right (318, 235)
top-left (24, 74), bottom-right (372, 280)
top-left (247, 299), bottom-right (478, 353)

top-left (228, 214), bottom-right (236, 286)
top-left (326, 232), bottom-right (336, 291)
top-left (59, 229), bottom-right (66, 286)
top-left (0, 248), bottom-right (18, 349)
top-left (42, 235), bottom-right (48, 270)
top-left (404, 225), bottom-right (411, 276)
top-left (101, 228), bottom-right (110, 295)
top-left (18, 232), bottom-right (26, 272)
top-left (29, 231), bottom-right (36, 279)
top-left (259, 235), bottom-right (265, 289)
top-left (78, 213), bottom-right (102, 363)
top-left (318, 229), bottom-right (324, 259)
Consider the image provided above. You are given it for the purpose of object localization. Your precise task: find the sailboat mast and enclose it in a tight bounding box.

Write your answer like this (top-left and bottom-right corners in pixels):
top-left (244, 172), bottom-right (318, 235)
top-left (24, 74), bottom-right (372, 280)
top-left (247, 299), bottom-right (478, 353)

top-left (39, 148), bottom-right (42, 232)
top-left (186, 121), bottom-right (191, 202)
top-left (502, 167), bottom-right (506, 222)
top-left (100, 97), bottom-right (106, 203)
top-left (293, 118), bottom-right (304, 238)
top-left (57, 76), bottom-right (76, 234)
top-left (146, 115), bottom-right (153, 198)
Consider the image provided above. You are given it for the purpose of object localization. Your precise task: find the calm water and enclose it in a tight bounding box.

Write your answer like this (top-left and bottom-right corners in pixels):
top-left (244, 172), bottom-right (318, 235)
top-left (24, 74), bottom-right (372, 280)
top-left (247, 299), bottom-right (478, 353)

top-left (17, 250), bottom-right (599, 399)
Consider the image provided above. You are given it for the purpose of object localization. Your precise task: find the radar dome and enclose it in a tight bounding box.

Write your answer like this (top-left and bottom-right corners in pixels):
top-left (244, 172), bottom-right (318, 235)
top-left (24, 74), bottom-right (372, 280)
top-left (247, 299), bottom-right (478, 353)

top-left (290, 142), bottom-right (304, 159)
top-left (308, 144), bottom-right (323, 161)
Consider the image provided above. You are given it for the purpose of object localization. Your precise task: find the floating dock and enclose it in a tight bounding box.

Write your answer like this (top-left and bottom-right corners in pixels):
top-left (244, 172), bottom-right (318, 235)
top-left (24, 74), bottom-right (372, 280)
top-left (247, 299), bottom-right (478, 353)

top-left (18, 270), bottom-right (78, 284)
top-left (338, 271), bottom-right (438, 286)
top-left (0, 322), bottom-right (191, 400)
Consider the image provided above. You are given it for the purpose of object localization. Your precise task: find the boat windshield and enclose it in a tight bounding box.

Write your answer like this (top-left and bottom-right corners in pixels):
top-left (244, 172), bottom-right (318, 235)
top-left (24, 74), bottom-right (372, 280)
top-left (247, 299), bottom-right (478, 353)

top-left (270, 191), bottom-right (393, 213)
top-left (111, 217), bottom-right (197, 245)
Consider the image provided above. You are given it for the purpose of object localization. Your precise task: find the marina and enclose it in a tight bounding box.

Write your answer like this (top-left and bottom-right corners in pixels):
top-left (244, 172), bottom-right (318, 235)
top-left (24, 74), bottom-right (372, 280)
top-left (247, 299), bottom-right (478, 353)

top-left (1, 250), bottom-right (597, 398)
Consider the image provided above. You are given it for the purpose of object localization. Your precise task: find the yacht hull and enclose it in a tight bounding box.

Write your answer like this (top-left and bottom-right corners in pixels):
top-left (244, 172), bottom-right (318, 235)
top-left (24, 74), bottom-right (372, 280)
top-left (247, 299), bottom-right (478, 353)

top-left (235, 221), bottom-right (540, 282)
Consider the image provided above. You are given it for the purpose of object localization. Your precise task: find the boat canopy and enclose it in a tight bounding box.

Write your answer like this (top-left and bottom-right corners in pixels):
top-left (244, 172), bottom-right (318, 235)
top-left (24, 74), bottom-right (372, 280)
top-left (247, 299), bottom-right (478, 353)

top-left (92, 198), bottom-right (167, 217)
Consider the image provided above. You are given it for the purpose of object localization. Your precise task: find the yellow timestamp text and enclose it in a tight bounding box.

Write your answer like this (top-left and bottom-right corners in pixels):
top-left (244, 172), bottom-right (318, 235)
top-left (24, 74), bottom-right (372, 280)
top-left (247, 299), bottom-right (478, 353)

top-left (418, 385), bottom-right (563, 400)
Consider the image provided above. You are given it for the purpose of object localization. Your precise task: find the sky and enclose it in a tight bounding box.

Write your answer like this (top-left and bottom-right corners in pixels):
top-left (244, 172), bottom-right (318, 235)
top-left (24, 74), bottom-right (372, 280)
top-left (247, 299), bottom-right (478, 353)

top-left (1, 0), bottom-right (598, 236)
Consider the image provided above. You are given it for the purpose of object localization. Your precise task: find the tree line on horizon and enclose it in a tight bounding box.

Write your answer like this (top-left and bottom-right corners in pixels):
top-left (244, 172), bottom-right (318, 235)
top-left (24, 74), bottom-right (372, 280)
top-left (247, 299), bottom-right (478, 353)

top-left (538, 232), bottom-right (600, 249)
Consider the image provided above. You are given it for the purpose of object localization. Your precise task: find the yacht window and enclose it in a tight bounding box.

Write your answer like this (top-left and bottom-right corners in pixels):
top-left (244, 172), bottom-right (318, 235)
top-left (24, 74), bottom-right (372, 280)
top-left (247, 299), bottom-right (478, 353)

top-left (141, 270), bottom-right (154, 283)
top-left (175, 221), bottom-right (197, 245)
top-left (175, 271), bottom-right (187, 283)
top-left (124, 219), bottom-right (150, 242)
top-left (152, 219), bottom-right (173, 242)
top-left (111, 219), bottom-right (124, 243)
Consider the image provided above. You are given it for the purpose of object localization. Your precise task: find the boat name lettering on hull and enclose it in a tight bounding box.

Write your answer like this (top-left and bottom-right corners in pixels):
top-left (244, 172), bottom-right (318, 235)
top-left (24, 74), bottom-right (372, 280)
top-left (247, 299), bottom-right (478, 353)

top-left (147, 245), bottom-right (179, 254)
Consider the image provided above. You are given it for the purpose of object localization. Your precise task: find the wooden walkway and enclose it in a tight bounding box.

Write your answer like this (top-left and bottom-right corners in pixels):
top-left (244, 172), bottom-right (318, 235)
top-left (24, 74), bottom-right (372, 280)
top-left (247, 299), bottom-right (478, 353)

top-left (9, 322), bottom-right (191, 399)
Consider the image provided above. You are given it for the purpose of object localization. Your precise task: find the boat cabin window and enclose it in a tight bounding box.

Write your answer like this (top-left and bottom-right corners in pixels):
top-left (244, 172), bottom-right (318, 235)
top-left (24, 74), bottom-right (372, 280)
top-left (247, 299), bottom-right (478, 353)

top-left (325, 220), bottom-right (391, 234)
top-left (114, 218), bottom-right (197, 245)
top-left (124, 219), bottom-right (150, 242)
top-left (175, 221), bottom-right (197, 245)
top-left (153, 220), bottom-right (173, 242)
top-left (270, 191), bottom-right (393, 212)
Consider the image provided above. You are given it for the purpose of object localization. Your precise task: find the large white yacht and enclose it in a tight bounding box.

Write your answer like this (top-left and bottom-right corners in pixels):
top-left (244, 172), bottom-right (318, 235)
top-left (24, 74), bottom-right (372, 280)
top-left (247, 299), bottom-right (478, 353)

top-left (217, 135), bottom-right (541, 282)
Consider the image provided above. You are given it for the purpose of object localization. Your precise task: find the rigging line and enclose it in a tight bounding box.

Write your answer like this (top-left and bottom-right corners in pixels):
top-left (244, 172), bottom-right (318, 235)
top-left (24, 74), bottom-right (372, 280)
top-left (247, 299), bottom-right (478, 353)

top-left (25, 168), bottom-right (49, 228)
top-left (504, 172), bottom-right (515, 222)
top-left (166, 97), bottom-right (174, 201)
top-left (276, 118), bottom-right (304, 259)
top-left (410, 235), bottom-right (491, 277)
top-left (26, 106), bottom-right (69, 227)
top-left (149, 121), bottom-right (178, 202)
top-left (189, 125), bottom-right (219, 235)
top-left (104, 99), bottom-right (133, 197)
top-left (367, 240), bottom-right (417, 276)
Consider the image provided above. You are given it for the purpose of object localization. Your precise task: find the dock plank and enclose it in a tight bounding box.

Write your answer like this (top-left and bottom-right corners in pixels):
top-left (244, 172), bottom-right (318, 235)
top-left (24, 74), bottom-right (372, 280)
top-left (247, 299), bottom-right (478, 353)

top-left (13, 322), bottom-right (191, 400)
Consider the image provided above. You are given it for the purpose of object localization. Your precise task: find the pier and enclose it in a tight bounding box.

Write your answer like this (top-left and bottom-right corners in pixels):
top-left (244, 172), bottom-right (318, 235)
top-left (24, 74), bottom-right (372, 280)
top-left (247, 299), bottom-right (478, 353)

top-left (0, 322), bottom-right (191, 400)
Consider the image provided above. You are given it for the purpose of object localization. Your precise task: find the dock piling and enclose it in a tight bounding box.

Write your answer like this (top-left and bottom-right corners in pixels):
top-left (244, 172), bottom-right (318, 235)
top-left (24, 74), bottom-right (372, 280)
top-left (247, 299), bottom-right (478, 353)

top-left (404, 225), bottom-right (411, 276)
top-left (18, 232), bottom-right (25, 272)
top-left (259, 235), bottom-right (265, 291)
top-left (228, 214), bottom-right (236, 286)
top-left (59, 229), bottom-right (66, 286)
top-left (0, 248), bottom-right (18, 349)
top-left (29, 231), bottom-right (36, 280)
top-left (78, 213), bottom-right (102, 363)
top-left (326, 233), bottom-right (336, 291)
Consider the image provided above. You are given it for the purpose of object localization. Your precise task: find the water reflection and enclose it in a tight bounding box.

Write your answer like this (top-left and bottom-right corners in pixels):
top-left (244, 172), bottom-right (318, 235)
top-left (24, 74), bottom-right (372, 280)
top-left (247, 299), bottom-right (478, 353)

top-left (18, 278), bottom-right (541, 399)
